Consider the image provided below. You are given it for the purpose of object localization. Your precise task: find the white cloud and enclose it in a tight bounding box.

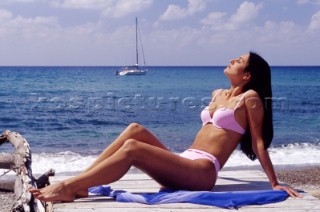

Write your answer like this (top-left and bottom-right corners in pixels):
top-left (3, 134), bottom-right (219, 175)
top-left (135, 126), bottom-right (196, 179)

top-left (0, 1), bottom-right (319, 66)
top-left (201, 1), bottom-right (263, 31)
top-left (51, 0), bottom-right (153, 18)
top-left (230, 1), bottom-right (263, 25)
top-left (297, 0), bottom-right (310, 4)
top-left (309, 11), bottom-right (320, 30)
top-left (0, 7), bottom-right (147, 65)
top-left (258, 20), bottom-right (299, 45)
top-left (0, 9), bottom-right (13, 22)
top-left (0, 0), bottom-right (41, 3)
top-left (296, 0), bottom-right (320, 5)
top-left (102, 0), bottom-right (153, 18)
top-left (196, 2), bottom-right (320, 65)
top-left (13, 16), bottom-right (57, 27)
top-left (160, 0), bottom-right (206, 21)
top-left (0, 9), bottom-right (59, 41)
top-left (150, 27), bottom-right (201, 48)
top-left (51, 0), bottom-right (113, 10)
top-left (187, 0), bottom-right (206, 15)
top-left (160, 5), bottom-right (187, 20)
top-left (200, 12), bottom-right (226, 30)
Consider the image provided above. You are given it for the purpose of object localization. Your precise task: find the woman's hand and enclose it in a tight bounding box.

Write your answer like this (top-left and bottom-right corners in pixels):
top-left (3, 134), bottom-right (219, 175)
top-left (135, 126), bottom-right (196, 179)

top-left (273, 184), bottom-right (303, 198)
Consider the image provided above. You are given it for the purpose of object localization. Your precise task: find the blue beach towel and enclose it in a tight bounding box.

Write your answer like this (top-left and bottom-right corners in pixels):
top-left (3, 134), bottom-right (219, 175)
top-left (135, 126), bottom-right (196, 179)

top-left (88, 185), bottom-right (288, 208)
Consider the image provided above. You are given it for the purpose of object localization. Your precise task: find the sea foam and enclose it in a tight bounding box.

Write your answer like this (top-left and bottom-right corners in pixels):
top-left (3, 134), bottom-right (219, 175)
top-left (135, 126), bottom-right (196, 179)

top-left (28, 143), bottom-right (320, 174)
top-left (1, 143), bottom-right (319, 175)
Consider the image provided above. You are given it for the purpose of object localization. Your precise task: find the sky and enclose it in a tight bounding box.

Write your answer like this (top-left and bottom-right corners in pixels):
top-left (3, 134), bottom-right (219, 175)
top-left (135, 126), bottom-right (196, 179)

top-left (0, 0), bottom-right (319, 66)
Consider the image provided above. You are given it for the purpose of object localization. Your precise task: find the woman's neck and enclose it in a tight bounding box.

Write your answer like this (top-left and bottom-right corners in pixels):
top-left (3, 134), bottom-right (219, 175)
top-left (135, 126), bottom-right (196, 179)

top-left (227, 86), bottom-right (244, 98)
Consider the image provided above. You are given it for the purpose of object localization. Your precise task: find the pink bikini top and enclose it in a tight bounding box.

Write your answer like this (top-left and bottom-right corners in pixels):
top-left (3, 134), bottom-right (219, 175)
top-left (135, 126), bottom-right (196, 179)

top-left (201, 89), bottom-right (246, 134)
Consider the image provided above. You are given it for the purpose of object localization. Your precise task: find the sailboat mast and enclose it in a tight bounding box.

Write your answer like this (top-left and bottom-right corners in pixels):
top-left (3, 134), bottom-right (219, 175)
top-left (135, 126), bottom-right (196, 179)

top-left (135, 17), bottom-right (139, 69)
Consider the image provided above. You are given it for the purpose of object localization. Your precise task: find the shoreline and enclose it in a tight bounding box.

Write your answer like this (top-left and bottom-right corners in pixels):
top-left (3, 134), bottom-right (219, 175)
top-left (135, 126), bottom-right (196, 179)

top-left (1, 166), bottom-right (319, 211)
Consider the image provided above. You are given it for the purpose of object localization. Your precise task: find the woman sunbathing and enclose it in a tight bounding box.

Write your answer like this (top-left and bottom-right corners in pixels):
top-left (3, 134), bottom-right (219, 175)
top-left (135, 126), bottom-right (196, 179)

top-left (29, 52), bottom-right (302, 202)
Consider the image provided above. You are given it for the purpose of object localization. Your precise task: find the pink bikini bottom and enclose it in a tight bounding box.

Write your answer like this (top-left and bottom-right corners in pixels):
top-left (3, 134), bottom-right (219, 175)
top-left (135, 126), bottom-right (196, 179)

top-left (179, 148), bottom-right (220, 177)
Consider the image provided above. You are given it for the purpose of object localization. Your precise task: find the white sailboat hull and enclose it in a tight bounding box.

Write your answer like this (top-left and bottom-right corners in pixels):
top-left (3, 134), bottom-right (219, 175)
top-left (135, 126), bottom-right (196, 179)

top-left (117, 69), bottom-right (147, 76)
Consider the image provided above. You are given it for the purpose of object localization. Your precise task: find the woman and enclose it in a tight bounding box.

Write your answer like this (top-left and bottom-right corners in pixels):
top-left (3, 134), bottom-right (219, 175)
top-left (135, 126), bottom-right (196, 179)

top-left (29, 52), bottom-right (302, 202)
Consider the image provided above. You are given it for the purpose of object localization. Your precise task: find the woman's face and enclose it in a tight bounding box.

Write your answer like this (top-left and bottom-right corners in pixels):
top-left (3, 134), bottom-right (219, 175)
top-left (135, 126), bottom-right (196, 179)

top-left (224, 53), bottom-right (250, 79)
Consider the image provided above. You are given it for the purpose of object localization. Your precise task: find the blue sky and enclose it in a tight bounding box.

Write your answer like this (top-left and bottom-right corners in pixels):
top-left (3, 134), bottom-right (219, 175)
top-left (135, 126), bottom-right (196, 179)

top-left (0, 0), bottom-right (319, 66)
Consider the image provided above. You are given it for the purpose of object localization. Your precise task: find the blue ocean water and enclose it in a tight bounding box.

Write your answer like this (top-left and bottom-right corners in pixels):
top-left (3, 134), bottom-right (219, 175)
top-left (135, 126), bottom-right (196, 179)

top-left (0, 66), bottom-right (319, 173)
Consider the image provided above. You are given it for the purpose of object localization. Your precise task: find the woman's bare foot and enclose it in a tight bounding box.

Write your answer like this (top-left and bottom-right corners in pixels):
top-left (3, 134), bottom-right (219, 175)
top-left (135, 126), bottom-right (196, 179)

top-left (75, 189), bottom-right (88, 198)
top-left (29, 182), bottom-right (75, 202)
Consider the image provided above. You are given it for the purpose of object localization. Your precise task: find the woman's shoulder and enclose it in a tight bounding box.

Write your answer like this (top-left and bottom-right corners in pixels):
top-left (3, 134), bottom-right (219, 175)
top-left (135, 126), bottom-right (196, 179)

top-left (243, 89), bottom-right (264, 109)
top-left (244, 89), bottom-right (260, 98)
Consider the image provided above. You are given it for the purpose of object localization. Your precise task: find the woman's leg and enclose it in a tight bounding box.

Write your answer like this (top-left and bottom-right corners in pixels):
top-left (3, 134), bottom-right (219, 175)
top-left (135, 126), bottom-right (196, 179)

top-left (83, 123), bottom-right (169, 173)
top-left (74, 123), bottom-right (168, 198)
top-left (30, 139), bottom-right (216, 202)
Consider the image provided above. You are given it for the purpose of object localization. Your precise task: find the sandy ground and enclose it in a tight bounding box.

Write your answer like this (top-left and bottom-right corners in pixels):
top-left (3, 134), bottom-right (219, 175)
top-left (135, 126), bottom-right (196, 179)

top-left (1, 166), bottom-right (319, 211)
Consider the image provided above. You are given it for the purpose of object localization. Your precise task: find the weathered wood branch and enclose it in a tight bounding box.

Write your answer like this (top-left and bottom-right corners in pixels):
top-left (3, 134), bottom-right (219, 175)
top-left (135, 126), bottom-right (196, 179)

top-left (0, 153), bottom-right (15, 170)
top-left (0, 130), bottom-right (45, 212)
top-left (2, 130), bottom-right (37, 211)
top-left (0, 179), bottom-right (15, 192)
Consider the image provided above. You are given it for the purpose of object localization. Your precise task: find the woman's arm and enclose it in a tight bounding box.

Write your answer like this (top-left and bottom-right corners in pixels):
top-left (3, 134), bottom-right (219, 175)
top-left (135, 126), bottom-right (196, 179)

top-left (245, 90), bottom-right (302, 198)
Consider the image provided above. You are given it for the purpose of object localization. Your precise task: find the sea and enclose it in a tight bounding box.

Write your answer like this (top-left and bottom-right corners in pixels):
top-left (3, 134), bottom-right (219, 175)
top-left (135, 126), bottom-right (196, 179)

top-left (0, 66), bottom-right (319, 175)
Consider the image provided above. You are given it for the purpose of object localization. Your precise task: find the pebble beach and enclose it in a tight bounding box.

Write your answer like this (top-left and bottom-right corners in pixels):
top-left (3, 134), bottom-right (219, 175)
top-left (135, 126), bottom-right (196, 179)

top-left (276, 166), bottom-right (320, 199)
top-left (0, 191), bottom-right (14, 211)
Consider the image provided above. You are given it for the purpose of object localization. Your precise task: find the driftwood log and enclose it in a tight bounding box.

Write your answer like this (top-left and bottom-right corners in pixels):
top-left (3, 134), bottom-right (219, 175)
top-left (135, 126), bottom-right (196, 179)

top-left (0, 130), bottom-right (54, 212)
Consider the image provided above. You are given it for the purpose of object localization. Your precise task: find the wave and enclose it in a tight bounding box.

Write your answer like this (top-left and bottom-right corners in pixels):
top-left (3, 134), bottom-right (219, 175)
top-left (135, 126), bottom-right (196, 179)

top-left (226, 143), bottom-right (320, 167)
top-left (1, 143), bottom-right (319, 175)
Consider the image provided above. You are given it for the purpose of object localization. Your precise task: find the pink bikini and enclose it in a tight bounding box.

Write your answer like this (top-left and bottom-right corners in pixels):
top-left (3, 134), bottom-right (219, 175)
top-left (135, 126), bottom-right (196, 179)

top-left (201, 89), bottom-right (246, 135)
top-left (179, 89), bottom-right (246, 177)
top-left (179, 148), bottom-right (221, 177)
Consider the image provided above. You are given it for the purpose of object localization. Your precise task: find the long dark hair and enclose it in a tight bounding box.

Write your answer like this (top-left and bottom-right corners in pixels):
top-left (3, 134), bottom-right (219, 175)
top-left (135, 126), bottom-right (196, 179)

top-left (240, 51), bottom-right (273, 160)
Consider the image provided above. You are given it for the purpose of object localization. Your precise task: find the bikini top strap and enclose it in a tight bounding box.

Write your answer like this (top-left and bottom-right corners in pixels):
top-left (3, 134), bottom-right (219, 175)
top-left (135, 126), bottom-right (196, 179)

top-left (212, 89), bottom-right (223, 100)
top-left (235, 91), bottom-right (247, 108)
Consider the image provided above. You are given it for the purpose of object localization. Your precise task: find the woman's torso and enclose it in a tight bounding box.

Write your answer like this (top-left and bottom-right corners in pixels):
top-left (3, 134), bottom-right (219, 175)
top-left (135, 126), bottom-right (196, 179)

top-left (189, 89), bottom-right (248, 169)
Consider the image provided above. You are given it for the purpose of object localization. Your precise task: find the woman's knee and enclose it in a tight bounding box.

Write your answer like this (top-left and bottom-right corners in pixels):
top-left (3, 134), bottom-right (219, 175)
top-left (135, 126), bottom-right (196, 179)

top-left (121, 139), bottom-right (142, 159)
top-left (126, 122), bottom-right (145, 135)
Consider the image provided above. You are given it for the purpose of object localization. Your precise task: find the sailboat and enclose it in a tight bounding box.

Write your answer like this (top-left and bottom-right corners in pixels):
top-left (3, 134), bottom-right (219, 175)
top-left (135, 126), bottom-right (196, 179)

top-left (116, 18), bottom-right (148, 76)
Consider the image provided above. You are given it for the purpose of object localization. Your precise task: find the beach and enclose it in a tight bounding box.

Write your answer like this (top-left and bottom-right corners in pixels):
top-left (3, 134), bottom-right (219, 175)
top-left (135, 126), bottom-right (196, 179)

top-left (1, 166), bottom-right (319, 211)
